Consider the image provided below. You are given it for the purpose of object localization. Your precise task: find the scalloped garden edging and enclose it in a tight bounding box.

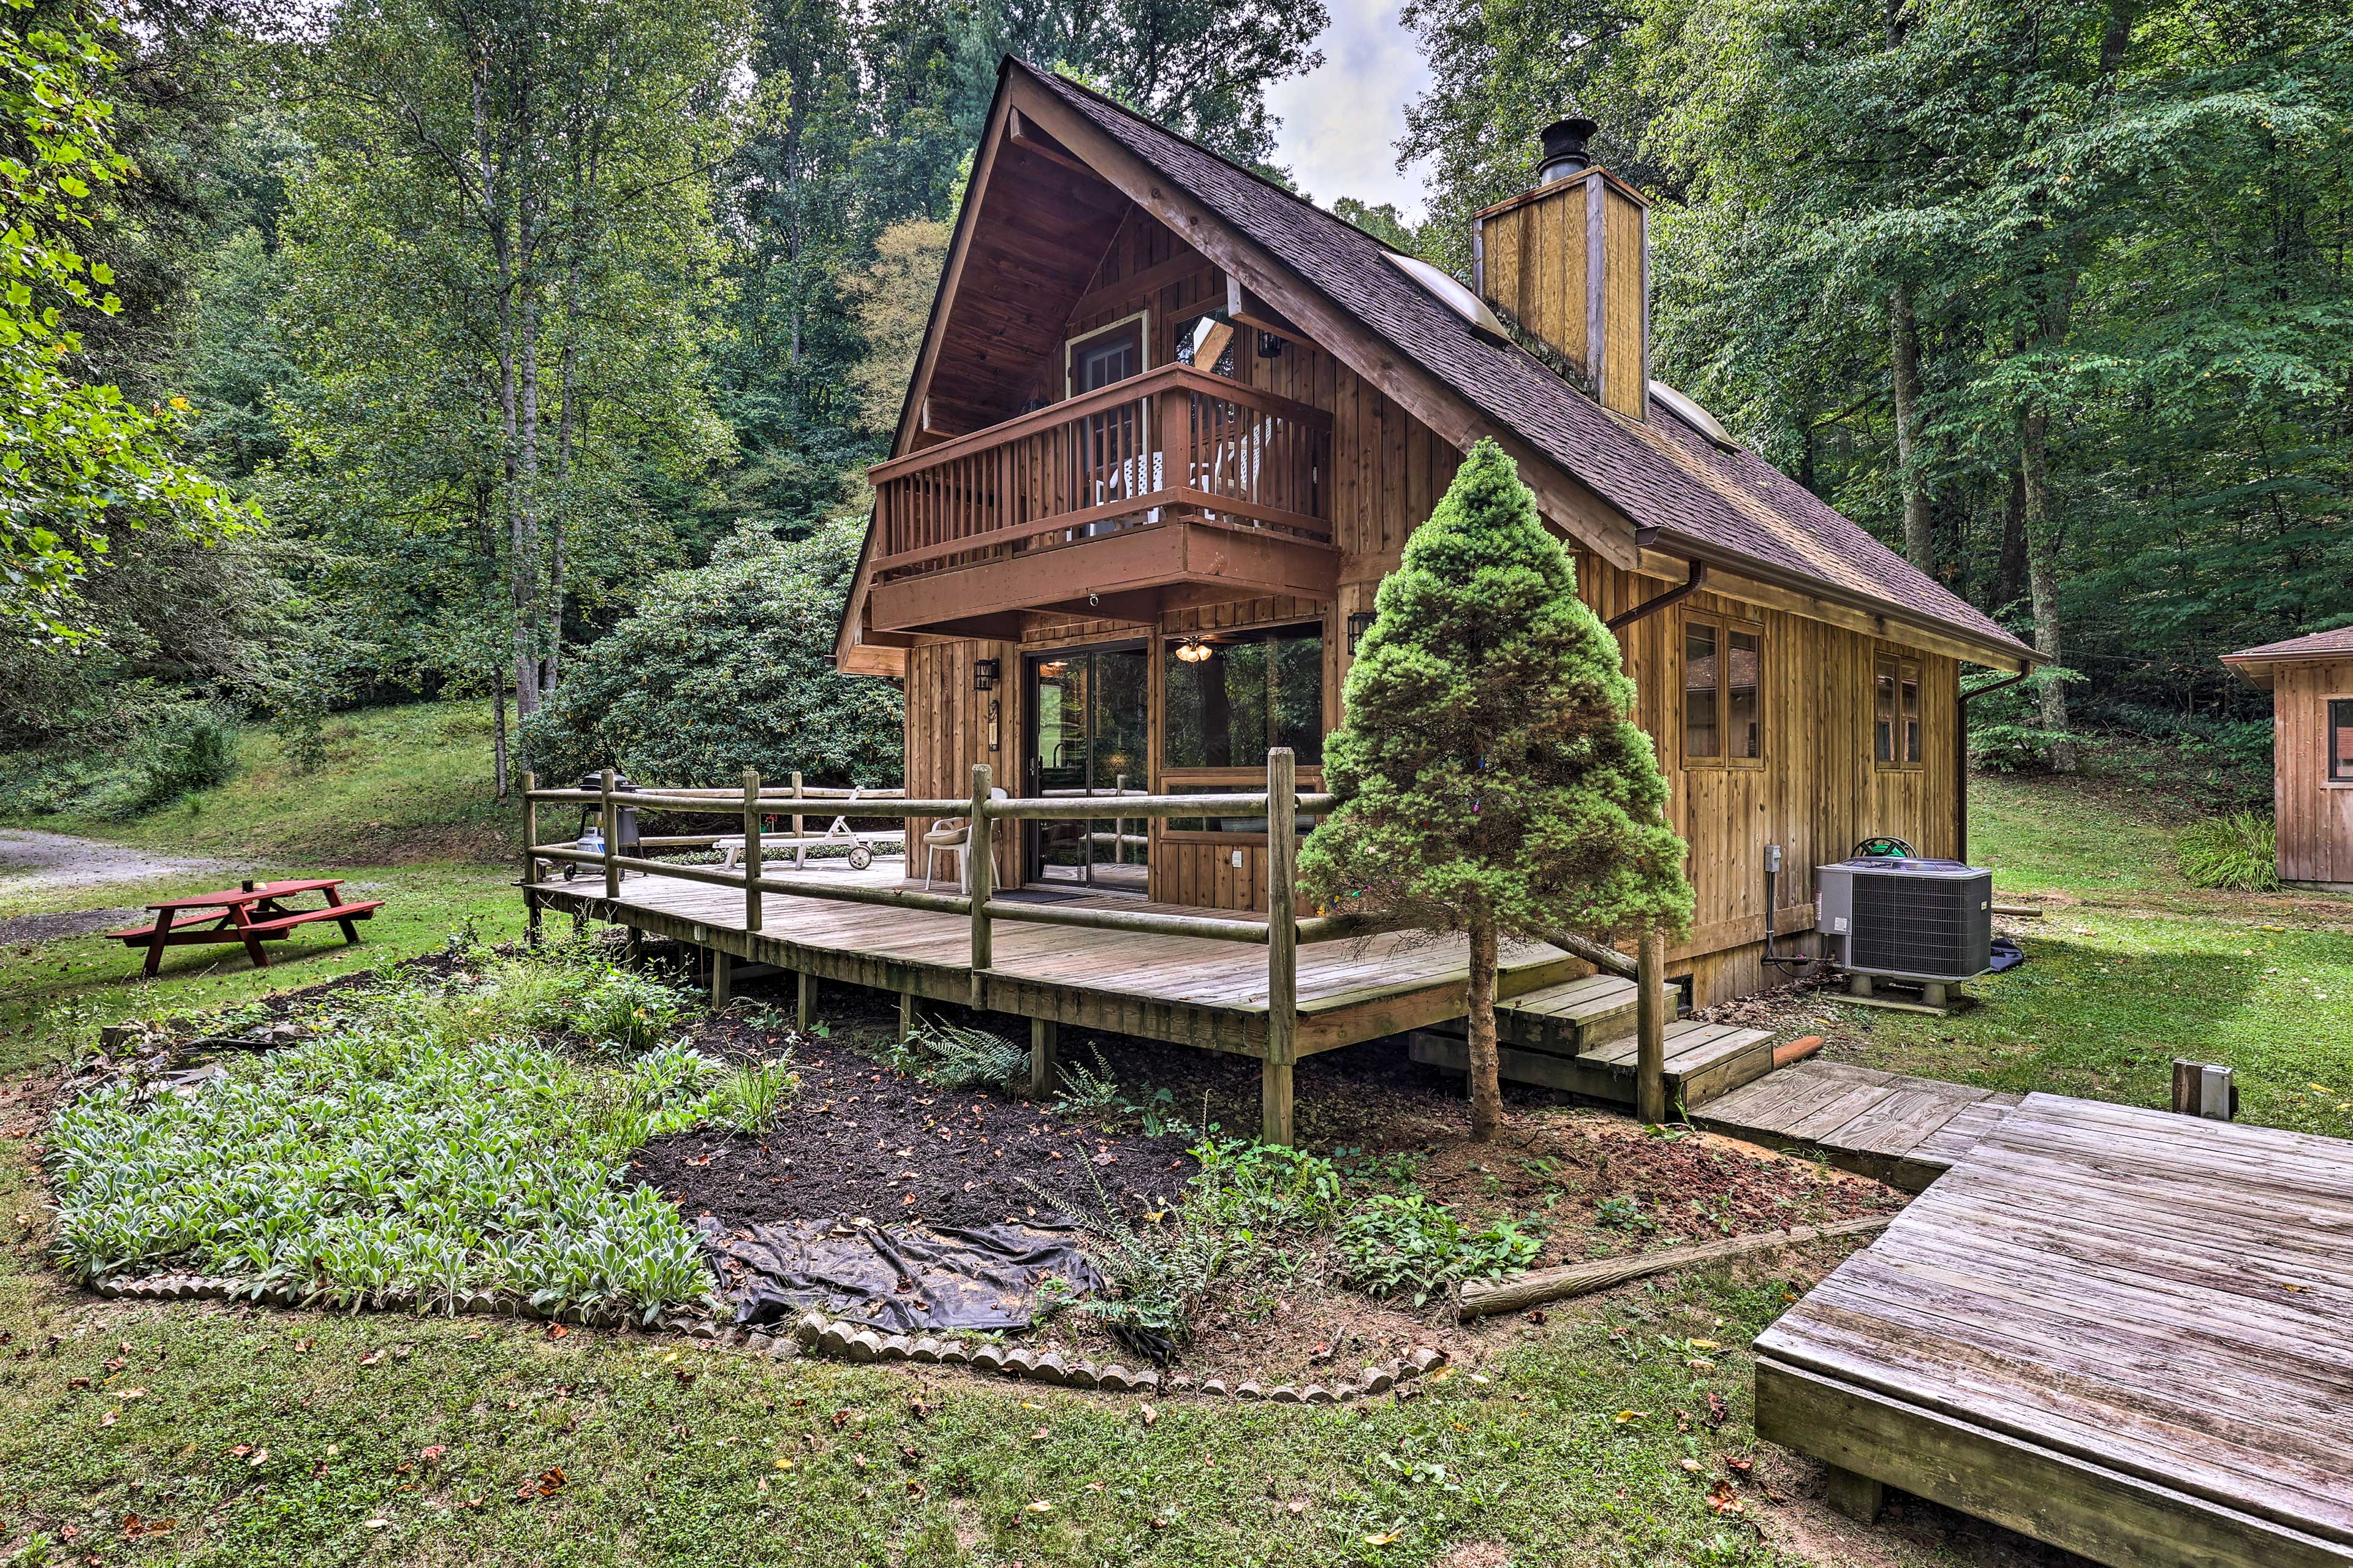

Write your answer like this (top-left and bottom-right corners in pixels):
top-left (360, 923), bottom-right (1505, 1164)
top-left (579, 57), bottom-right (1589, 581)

top-left (82, 1277), bottom-right (1449, 1401)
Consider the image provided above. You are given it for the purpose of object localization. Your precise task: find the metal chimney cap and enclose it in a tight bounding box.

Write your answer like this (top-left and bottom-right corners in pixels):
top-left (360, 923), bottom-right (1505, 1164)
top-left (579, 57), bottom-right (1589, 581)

top-left (1537, 116), bottom-right (1598, 183)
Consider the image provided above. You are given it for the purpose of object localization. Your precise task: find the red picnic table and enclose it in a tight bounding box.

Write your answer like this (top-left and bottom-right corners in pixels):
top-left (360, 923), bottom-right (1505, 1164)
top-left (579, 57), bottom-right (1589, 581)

top-left (107, 879), bottom-right (385, 977)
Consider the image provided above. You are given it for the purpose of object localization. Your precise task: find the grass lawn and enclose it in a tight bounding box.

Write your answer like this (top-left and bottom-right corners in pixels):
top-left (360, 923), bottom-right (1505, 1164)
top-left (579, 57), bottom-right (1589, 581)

top-left (3, 740), bottom-right (2347, 1564)
top-left (1808, 770), bottom-right (2353, 1137)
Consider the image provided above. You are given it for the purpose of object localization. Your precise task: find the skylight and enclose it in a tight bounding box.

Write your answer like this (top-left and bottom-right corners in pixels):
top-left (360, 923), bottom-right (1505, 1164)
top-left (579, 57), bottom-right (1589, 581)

top-left (1382, 251), bottom-right (1510, 346)
top-left (1650, 381), bottom-right (1737, 449)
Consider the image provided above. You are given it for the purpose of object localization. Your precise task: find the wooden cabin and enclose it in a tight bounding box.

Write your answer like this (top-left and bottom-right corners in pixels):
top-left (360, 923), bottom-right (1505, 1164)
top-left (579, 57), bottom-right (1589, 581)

top-left (2222, 628), bottom-right (2353, 892)
top-left (835, 61), bottom-right (2040, 1009)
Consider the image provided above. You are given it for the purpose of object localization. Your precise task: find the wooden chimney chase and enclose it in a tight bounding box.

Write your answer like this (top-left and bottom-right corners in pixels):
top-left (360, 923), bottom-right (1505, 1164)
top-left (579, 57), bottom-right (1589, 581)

top-left (1471, 119), bottom-right (1651, 422)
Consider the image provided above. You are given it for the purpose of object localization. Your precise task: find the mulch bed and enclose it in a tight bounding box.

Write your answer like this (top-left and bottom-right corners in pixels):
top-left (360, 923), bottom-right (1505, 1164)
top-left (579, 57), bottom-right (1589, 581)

top-left (632, 1016), bottom-right (1199, 1232)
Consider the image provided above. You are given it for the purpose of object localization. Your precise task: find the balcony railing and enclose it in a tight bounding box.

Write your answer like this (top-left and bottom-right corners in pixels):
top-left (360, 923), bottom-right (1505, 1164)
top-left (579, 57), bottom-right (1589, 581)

top-left (868, 365), bottom-right (1333, 581)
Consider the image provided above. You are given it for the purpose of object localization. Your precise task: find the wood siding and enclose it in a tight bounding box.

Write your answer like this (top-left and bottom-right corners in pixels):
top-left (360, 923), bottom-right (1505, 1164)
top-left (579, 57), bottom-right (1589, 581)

top-left (2273, 661), bottom-right (2353, 887)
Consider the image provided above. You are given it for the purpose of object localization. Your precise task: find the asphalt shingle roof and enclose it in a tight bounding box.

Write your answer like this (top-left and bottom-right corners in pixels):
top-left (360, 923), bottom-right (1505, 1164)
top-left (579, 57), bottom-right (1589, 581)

top-left (1028, 65), bottom-right (2036, 664)
top-left (2222, 627), bottom-right (2353, 662)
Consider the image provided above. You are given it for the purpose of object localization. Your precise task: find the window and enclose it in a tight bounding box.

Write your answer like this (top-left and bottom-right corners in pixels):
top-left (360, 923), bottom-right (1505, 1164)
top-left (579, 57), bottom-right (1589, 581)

top-left (2331, 698), bottom-right (2353, 783)
top-left (1165, 625), bottom-right (1324, 771)
top-left (1066, 314), bottom-right (1146, 396)
top-left (1683, 613), bottom-right (1762, 766)
top-left (1875, 652), bottom-right (1923, 768)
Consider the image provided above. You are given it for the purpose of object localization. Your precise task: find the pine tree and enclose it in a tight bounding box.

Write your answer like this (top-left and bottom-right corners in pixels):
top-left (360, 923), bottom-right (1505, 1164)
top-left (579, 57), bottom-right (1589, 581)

top-left (1298, 440), bottom-right (1691, 1140)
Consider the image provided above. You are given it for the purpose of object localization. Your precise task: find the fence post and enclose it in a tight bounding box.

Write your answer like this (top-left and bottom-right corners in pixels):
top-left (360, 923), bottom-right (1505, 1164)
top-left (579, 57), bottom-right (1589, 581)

top-left (968, 762), bottom-right (994, 1007)
top-left (742, 765), bottom-right (763, 934)
top-left (601, 767), bottom-right (620, 902)
top-left (1636, 925), bottom-right (1668, 1124)
top-left (520, 770), bottom-right (541, 946)
top-left (790, 771), bottom-right (804, 867)
top-left (1262, 747), bottom-right (1297, 1146)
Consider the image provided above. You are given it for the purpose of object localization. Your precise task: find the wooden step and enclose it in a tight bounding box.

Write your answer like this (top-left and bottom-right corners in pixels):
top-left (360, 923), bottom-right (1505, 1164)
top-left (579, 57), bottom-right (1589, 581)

top-left (1408, 1017), bottom-right (1778, 1114)
top-left (1492, 973), bottom-right (1640, 1053)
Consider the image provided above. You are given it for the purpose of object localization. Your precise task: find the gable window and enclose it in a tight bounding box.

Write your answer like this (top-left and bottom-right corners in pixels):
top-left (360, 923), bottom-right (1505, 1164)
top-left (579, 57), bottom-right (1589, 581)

top-left (2330, 697), bottom-right (2353, 783)
top-left (1066, 312), bottom-right (1146, 396)
top-left (1683, 613), bottom-right (1762, 766)
top-left (1875, 652), bottom-right (1923, 768)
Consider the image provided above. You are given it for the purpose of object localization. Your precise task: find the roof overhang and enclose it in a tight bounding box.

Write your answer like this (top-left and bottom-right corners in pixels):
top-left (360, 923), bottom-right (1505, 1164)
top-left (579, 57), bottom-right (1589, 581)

top-left (2220, 647), bottom-right (2353, 691)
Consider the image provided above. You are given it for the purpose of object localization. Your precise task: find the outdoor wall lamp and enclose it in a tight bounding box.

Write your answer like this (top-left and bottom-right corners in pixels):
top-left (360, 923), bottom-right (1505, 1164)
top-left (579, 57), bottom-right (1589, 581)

top-left (1347, 612), bottom-right (1376, 655)
top-left (972, 658), bottom-right (999, 691)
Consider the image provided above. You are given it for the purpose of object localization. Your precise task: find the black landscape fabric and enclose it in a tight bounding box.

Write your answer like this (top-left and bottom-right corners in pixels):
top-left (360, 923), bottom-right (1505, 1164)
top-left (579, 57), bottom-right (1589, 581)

top-left (700, 1216), bottom-right (1104, 1333)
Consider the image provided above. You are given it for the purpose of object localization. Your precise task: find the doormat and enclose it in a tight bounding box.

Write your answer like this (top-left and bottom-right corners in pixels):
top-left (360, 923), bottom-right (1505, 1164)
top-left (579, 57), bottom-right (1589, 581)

top-left (992, 889), bottom-right (1083, 905)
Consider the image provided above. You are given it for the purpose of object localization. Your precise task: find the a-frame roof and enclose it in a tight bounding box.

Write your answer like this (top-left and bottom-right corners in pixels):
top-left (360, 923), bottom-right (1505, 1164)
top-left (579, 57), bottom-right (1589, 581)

top-left (840, 57), bottom-right (2040, 673)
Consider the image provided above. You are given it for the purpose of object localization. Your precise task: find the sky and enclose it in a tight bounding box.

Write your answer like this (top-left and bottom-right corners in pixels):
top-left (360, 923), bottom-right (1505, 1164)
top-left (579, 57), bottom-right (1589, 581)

top-left (1264, 0), bottom-right (1434, 220)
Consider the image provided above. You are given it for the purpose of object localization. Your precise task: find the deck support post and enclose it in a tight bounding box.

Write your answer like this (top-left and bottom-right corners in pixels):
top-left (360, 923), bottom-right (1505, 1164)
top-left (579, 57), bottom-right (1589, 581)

top-left (710, 949), bottom-right (732, 1009)
top-left (968, 763), bottom-right (993, 1007)
top-left (742, 767), bottom-right (763, 934)
top-left (797, 971), bottom-right (816, 1033)
top-left (1262, 747), bottom-right (1298, 1146)
top-left (898, 988), bottom-right (916, 1046)
top-left (520, 770), bottom-right (542, 946)
top-left (1636, 925), bottom-right (1668, 1125)
top-left (622, 927), bottom-right (642, 968)
top-left (1822, 1464), bottom-right (1884, 1523)
top-left (1029, 1018), bottom-right (1059, 1098)
top-left (601, 768), bottom-right (620, 902)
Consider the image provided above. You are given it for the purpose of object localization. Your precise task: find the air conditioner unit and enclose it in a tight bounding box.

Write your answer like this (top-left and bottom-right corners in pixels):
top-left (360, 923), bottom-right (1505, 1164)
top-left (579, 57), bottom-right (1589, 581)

top-left (1816, 858), bottom-right (1993, 983)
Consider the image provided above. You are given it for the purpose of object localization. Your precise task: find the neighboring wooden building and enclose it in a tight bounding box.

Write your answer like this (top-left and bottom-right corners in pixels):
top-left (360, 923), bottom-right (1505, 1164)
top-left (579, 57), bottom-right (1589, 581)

top-left (835, 61), bottom-right (2040, 1007)
top-left (2223, 627), bottom-right (2353, 892)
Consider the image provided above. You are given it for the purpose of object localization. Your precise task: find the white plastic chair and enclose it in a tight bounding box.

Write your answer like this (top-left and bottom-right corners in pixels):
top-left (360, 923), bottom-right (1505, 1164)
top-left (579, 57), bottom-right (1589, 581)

top-left (924, 788), bottom-right (1007, 890)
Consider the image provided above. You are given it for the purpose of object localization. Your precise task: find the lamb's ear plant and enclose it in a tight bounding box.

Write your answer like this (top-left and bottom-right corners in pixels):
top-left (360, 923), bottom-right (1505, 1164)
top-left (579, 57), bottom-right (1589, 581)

top-left (44, 953), bottom-right (733, 1321)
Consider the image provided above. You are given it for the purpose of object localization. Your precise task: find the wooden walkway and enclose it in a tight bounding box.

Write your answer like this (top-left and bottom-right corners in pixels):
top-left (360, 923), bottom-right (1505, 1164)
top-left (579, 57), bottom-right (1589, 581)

top-left (525, 866), bottom-right (1593, 1059)
top-left (1694, 1059), bottom-right (2023, 1192)
top-left (1756, 1093), bottom-right (2353, 1567)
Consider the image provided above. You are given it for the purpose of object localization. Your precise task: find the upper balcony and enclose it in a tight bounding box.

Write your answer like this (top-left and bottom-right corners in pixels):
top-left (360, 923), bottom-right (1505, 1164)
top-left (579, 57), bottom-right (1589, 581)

top-left (865, 365), bottom-right (1336, 638)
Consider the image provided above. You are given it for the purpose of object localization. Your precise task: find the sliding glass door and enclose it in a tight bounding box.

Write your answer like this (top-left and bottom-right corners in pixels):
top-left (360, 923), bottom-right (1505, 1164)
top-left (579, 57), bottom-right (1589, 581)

top-left (1023, 645), bottom-right (1150, 894)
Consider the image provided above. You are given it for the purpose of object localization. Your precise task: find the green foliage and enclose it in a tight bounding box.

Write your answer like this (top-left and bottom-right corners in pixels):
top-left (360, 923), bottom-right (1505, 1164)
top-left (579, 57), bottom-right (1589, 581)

top-left (716, 1058), bottom-right (798, 1135)
top-left (44, 969), bottom-right (738, 1318)
top-left (1300, 439), bottom-right (1692, 944)
top-left (1594, 1193), bottom-right (1657, 1234)
top-left (1971, 722), bottom-right (2077, 776)
top-left (1186, 1139), bottom-right (1341, 1233)
top-left (0, 698), bottom-right (240, 819)
top-left (0, 1), bottom-right (254, 637)
top-left (520, 517), bottom-right (901, 786)
top-left (886, 1017), bottom-right (1026, 1089)
top-left (1333, 1191), bottom-right (1542, 1305)
top-left (2176, 812), bottom-right (2281, 893)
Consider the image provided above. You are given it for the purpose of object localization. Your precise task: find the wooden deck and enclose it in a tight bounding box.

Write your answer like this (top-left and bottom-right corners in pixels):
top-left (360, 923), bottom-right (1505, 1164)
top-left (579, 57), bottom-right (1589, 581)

top-left (1694, 1060), bottom-right (2023, 1192)
top-left (1756, 1093), bottom-right (2353, 1567)
top-left (524, 866), bottom-right (1593, 1059)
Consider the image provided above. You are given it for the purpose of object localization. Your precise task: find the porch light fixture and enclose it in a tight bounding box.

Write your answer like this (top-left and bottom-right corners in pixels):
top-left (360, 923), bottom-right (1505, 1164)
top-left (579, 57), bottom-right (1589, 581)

top-left (1175, 638), bottom-right (1214, 664)
top-left (972, 658), bottom-right (999, 691)
top-left (1257, 331), bottom-right (1284, 359)
top-left (1347, 612), bottom-right (1376, 655)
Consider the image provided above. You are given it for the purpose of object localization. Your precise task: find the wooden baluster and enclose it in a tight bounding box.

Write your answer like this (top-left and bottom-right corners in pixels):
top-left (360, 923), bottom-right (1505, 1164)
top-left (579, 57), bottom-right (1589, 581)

top-left (968, 762), bottom-right (993, 1006)
top-left (742, 765), bottom-right (762, 934)
top-left (520, 770), bottom-right (541, 946)
top-left (601, 767), bottom-right (620, 901)
top-left (1262, 746), bottom-right (1298, 1146)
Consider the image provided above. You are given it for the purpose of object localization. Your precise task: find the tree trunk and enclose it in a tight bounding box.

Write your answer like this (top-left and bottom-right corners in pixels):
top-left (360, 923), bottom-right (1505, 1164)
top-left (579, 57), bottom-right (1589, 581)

top-left (1466, 915), bottom-right (1502, 1141)
top-left (2018, 404), bottom-right (2077, 772)
top-left (1890, 283), bottom-right (1934, 575)
top-left (493, 684), bottom-right (509, 801)
top-left (1993, 460), bottom-right (2028, 610)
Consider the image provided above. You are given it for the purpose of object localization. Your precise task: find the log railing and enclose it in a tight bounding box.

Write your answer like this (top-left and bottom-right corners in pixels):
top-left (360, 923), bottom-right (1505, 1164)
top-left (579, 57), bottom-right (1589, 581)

top-left (866, 366), bottom-right (1333, 580)
top-left (520, 752), bottom-right (1347, 1142)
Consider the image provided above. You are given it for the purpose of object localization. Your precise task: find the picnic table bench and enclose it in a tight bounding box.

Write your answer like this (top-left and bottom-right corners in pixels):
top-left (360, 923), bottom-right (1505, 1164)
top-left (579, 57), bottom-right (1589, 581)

top-left (107, 879), bottom-right (384, 977)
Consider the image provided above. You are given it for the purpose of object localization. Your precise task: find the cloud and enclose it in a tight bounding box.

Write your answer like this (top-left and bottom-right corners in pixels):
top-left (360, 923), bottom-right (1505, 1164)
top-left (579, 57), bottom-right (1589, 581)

top-left (1265, 0), bottom-right (1434, 219)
